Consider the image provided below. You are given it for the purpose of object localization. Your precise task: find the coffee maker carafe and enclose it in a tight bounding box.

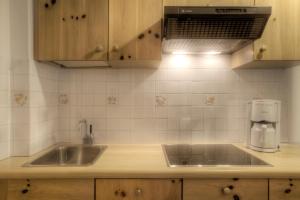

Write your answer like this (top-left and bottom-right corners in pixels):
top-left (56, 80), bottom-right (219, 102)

top-left (247, 100), bottom-right (281, 153)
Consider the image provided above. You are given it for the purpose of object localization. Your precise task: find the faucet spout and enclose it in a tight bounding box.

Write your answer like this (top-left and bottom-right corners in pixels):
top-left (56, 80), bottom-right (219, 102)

top-left (79, 119), bottom-right (94, 145)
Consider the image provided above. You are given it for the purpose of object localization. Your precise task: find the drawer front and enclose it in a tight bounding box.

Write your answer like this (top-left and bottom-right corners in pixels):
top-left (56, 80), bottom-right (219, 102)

top-left (96, 179), bottom-right (181, 200)
top-left (270, 179), bottom-right (300, 200)
top-left (6, 179), bottom-right (94, 200)
top-left (184, 179), bottom-right (268, 200)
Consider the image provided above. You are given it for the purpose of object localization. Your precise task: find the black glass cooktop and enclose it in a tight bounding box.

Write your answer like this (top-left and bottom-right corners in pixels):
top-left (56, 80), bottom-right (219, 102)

top-left (162, 144), bottom-right (271, 167)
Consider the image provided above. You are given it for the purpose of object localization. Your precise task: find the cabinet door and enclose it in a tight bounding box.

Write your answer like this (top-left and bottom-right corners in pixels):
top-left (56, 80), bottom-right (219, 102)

top-left (270, 179), bottom-right (300, 200)
top-left (60, 0), bottom-right (108, 60)
top-left (34, 0), bottom-right (63, 60)
top-left (254, 0), bottom-right (300, 60)
top-left (34, 0), bottom-right (108, 61)
top-left (6, 179), bottom-right (94, 200)
top-left (96, 179), bottom-right (181, 200)
top-left (164, 0), bottom-right (254, 6)
top-left (109, 0), bottom-right (162, 61)
top-left (184, 179), bottom-right (268, 200)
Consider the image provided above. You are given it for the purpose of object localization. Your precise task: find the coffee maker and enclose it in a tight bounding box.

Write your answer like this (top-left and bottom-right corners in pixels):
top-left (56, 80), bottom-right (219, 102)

top-left (247, 99), bottom-right (281, 153)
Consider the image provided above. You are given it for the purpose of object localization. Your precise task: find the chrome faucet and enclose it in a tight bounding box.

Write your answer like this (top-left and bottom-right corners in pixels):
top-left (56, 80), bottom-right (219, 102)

top-left (79, 119), bottom-right (94, 145)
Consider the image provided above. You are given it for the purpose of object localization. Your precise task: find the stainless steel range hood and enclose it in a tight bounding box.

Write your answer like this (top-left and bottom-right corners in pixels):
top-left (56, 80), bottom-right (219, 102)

top-left (163, 6), bottom-right (271, 54)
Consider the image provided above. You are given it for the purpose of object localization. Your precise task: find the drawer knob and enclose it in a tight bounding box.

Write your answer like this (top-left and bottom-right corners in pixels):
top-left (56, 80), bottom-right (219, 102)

top-left (95, 45), bottom-right (104, 53)
top-left (135, 188), bottom-right (143, 196)
top-left (223, 187), bottom-right (232, 194)
top-left (112, 45), bottom-right (120, 52)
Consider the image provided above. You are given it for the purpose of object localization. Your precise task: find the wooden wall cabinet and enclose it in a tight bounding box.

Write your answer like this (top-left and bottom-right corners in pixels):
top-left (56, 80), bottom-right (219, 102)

top-left (34, 0), bottom-right (63, 60)
top-left (96, 179), bottom-right (181, 200)
top-left (232, 0), bottom-right (300, 68)
top-left (270, 179), bottom-right (300, 200)
top-left (254, 0), bottom-right (300, 61)
top-left (184, 179), bottom-right (268, 200)
top-left (109, 0), bottom-right (163, 62)
top-left (164, 0), bottom-right (253, 6)
top-left (35, 0), bottom-right (108, 61)
top-left (35, 0), bottom-right (163, 66)
top-left (3, 179), bottom-right (94, 200)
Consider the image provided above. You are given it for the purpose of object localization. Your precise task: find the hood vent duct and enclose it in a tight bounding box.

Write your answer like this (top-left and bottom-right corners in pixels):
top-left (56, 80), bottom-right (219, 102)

top-left (163, 6), bottom-right (271, 54)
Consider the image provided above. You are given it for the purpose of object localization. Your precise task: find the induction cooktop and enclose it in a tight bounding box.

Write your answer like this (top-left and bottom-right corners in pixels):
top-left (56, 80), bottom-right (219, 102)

top-left (162, 144), bottom-right (271, 167)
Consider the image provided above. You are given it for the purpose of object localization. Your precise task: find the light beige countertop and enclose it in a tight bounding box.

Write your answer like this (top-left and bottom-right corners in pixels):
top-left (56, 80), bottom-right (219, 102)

top-left (0, 144), bottom-right (300, 179)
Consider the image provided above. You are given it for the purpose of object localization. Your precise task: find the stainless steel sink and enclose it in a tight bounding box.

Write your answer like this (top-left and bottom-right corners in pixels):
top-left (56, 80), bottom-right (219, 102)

top-left (23, 144), bottom-right (107, 167)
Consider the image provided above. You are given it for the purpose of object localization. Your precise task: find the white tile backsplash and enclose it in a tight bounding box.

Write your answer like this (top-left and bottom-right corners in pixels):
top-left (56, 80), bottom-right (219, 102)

top-left (57, 54), bottom-right (287, 144)
top-left (10, 60), bottom-right (59, 156)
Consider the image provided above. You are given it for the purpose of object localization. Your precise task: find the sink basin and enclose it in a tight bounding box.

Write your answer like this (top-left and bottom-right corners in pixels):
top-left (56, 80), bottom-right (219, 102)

top-left (24, 144), bottom-right (107, 167)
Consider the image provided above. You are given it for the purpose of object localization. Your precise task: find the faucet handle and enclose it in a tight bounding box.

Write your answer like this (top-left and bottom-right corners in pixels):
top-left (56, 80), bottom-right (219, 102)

top-left (89, 124), bottom-right (93, 136)
top-left (89, 124), bottom-right (94, 144)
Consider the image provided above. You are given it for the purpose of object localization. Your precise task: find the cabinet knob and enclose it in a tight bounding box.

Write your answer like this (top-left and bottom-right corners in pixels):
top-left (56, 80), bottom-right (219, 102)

top-left (95, 45), bottom-right (104, 53)
top-left (135, 188), bottom-right (143, 196)
top-left (259, 45), bottom-right (267, 53)
top-left (223, 187), bottom-right (232, 194)
top-left (112, 45), bottom-right (120, 52)
top-left (256, 45), bottom-right (267, 60)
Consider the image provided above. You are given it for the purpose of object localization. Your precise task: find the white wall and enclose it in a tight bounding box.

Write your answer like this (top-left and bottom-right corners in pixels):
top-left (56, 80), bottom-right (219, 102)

top-left (58, 55), bottom-right (288, 144)
top-left (286, 65), bottom-right (300, 143)
top-left (0, 0), bottom-right (11, 160)
top-left (8, 0), bottom-right (59, 156)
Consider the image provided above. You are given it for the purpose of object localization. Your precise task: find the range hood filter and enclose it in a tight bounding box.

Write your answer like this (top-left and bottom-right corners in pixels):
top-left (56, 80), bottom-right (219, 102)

top-left (163, 6), bottom-right (271, 54)
top-left (163, 39), bottom-right (251, 54)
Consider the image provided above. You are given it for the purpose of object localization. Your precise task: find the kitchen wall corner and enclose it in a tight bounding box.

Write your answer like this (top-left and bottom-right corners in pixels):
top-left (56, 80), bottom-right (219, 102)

top-left (286, 65), bottom-right (300, 143)
top-left (7, 0), bottom-right (59, 157)
top-left (0, 0), bottom-right (11, 160)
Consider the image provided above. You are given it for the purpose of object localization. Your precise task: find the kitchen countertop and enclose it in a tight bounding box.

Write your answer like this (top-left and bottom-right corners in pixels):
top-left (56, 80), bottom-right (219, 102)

top-left (0, 144), bottom-right (300, 179)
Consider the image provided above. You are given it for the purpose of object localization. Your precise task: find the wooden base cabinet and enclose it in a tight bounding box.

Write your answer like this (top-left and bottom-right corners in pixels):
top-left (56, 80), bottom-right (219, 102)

top-left (3, 179), bottom-right (94, 200)
top-left (270, 179), bottom-right (300, 200)
top-left (0, 181), bottom-right (8, 200)
top-left (184, 179), bottom-right (268, 200)
top-left (96, 179), bottom-right (181, 200)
